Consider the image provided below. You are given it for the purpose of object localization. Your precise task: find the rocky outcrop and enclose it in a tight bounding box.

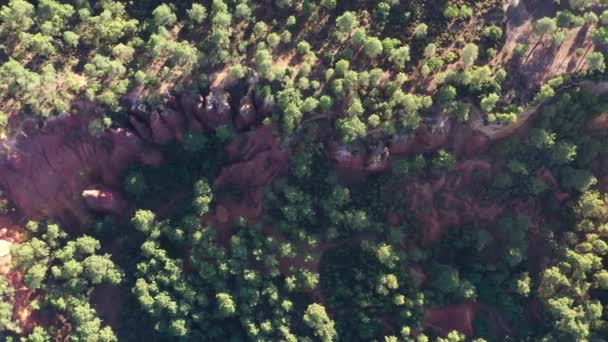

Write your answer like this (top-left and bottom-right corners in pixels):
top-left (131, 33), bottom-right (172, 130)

top-left (201, 92), bottom-right (232, 129)
top-left (389, 134), bottom-right (416, 155)
top-left (329, 116), bottom-right (453, 178)
top-left (236, 91), bottom-right (257, 130)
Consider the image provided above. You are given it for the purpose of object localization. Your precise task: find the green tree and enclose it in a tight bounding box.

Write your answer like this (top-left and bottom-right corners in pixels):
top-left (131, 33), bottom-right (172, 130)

top-left (413, 23), bottom-right (428, 38)
top-left (432, 149), bottom-right (456, 173)
top-left (256, 48), bottom-right (274, 80)
top-left (23, 33), bottom-right (56, 57)
top-left (483, 25), bottom-right (503, 41)
top-left (443, 3), bottom-right (459, 20)
top-left (63, 31), bottom-right (79, 48)
top-left (533, 83), bottom-right (556, 103)
top-left (568, 0), bottom-right (595, 11)
top-left (85, 2), bottom-right (138, 47)
top-left (123, 171), bottom-right (147, 197)
top-left (235, 3), bottom-right (252, 19)
top-left (187, 3), bottom-right (207, 24)
top-left (337, 116), bottom-right (367, 143)
top-left (592, 27), bottom-right (608, 47)
top-left (0, 277), bottom-right (18, 333)
top-left (336, 11), bottom-right (358, 34)
top-left (193, 179), bottom-right (213, 215)
top-left (132, 210), bottom-right (157, 235)
top-left (351, 28), bottom-right (367, 46)
top-left (461, 43), bottom-right (479, 67)
top-left (586, 52), bottom-right (606, 73)
top-left (550, 140), bottom-right (577, 165)
top-left (389, 46), bottom-right (411, 69)
top-left (153, 4), bottom-right (177, 27)
top-left (10, 222), bottom-right (121, 340)
top-left (267, 32), bottom-right (281, 48)
top-left (216, 292), bottom-right (236, 317)
top-left (303, 304), bottom-right (337, 342)
top-left (335, 59), bottom-right (350, 76)
top-left (302, 97), bottom-right (319, 113)
top-left (319, 95), bottom-right (334, 112)
top-left (0, 0), bottom-right (35, 34)
top-left (68, 298), bottom-right (118, 342)
top-left (600, 10), bottom-right (608, 25)
top-left (575, 191), bottom-right (608, 220)
top-left (320, 0), bottom-right (337, 10)
top-left (534, 17), bottom-right (557, 40)
top-left (38, 0), bottom-right (75, 36)
top-left (363, 37), bottom-right (383, 58)
top-left (297, 41), bottom-right (311, 55)
top-left (424, 43), bottom-right (436, 58)
top-left (480, 93), bottom-right (499, 112)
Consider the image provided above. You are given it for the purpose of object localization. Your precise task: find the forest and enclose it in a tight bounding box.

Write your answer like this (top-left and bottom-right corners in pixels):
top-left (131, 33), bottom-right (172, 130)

top-left (0, 0), bottom-right (608, 341)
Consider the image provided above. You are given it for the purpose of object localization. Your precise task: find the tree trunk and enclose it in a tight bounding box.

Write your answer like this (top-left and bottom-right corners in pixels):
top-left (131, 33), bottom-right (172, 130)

top-left (525, 33), bottom-right (545, 63)
top-left (574, 43), bottom-right (593, 73)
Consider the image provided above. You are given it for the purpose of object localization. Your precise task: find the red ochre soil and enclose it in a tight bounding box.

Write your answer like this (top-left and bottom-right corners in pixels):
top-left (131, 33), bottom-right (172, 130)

top-left (0, 95), bottom-right (525, 338)
top-left (0, 87), bottom-right (288, 333)
top-left (2, 79), bottom-right (607, 337)
top-left (425, 301), bottom-right (513, 339)
top-left (426, 302), bottom-right (478, 337)
top-left (385, 159), bottom-right (502, 245)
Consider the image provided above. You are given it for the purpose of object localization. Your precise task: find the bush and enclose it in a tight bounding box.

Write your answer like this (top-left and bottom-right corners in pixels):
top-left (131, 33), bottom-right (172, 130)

top-left (482, 25), bottom-right (503, 41)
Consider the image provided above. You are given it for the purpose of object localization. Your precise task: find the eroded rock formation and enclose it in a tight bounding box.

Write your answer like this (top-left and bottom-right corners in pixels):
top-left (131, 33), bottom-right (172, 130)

top-left (204, 125), bottom-right (289, 228)
top-left (0, 115), bottom-right (162, 225)
top-left (0, 83), bottom-right (279, 226)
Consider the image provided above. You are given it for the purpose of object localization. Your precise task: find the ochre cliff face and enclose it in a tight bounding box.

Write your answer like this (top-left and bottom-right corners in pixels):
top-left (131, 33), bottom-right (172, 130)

top-left (0, 75), bottom-right (566, 229)
top-left (0, 85), bottom-right (284, 227)
top-left (204, 125), bottom-right (289, 229)
top-left (0, 115), bottom-right (162, 225)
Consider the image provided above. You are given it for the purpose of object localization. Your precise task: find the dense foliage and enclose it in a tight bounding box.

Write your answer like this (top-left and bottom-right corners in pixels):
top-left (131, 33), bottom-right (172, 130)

top-left (0, 0), bottom-right (608, 341)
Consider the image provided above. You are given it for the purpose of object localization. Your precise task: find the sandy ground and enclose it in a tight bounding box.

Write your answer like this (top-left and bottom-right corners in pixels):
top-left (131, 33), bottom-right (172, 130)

top-left (495, 0), bottom-right (594, 91)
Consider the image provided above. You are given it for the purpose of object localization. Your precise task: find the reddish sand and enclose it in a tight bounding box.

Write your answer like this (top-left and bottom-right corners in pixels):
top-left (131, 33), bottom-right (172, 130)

top-left (426, 302), bottom-right (478, 337)
top-left (203, 125), bottom-right (289, 231)
top-left (0, 114), bottom-right (162, 226)
top-left (386, 159), bottom-right (501, 245)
